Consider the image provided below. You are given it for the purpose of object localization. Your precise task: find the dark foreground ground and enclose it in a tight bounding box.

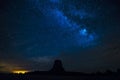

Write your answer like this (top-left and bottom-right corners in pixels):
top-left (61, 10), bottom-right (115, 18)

top-left (0, 72), bottom-right (120, 80)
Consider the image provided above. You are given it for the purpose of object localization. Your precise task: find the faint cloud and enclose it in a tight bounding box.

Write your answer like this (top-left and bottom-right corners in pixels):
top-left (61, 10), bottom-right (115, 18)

top-left (31, 56), bottom-right (54, 63)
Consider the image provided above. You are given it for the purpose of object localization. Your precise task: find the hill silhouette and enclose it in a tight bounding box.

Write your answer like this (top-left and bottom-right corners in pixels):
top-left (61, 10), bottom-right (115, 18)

top-left (0, 60), bottom-right (120, 80)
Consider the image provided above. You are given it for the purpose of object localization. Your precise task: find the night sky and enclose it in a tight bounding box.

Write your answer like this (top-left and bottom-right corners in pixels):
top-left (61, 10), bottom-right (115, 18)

top-left (0, 0), bottom-right (120, 73)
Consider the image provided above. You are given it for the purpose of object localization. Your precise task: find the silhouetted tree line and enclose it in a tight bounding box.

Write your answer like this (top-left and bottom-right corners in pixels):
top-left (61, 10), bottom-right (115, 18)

top-left (94, 69), bottom-right (120, 76)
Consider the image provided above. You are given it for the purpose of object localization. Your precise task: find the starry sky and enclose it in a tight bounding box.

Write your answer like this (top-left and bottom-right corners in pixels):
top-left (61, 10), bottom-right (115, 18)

top-left (0, 0), bottom-right (120, 72)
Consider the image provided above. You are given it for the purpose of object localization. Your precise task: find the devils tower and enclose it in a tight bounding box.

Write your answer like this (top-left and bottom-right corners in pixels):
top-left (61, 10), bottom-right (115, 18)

top-left (50, 60), bottom-right (65, 73)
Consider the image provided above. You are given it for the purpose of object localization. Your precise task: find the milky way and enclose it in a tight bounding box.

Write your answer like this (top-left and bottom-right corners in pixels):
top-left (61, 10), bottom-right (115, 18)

top-left (21, 0), bottom-right (98, 56)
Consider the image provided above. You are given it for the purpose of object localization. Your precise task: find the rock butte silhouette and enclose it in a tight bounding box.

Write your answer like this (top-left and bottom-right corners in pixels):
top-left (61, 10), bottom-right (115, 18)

top-left (50, 60), bottom-right (65, 73)
top-left (1, 60), bottom-right (120, 80)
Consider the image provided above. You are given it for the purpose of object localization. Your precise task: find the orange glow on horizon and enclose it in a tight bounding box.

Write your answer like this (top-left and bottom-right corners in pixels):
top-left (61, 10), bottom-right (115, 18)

top-left (12, 70), bottom-right (29, 74)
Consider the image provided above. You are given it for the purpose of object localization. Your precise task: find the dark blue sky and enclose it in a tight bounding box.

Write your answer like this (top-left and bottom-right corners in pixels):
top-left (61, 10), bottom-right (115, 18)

top-left (0, 0), bottom-right (120, 72)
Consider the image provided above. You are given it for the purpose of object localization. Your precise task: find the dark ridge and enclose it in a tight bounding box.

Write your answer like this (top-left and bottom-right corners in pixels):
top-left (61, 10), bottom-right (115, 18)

top-left (0, 60), bottom-right (120, 80)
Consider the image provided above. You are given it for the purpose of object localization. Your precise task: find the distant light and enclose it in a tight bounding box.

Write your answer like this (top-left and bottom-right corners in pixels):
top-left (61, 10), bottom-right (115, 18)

top-left (12, 70), bottom-right (29, 74)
